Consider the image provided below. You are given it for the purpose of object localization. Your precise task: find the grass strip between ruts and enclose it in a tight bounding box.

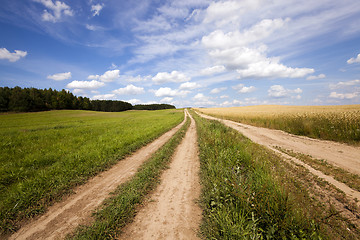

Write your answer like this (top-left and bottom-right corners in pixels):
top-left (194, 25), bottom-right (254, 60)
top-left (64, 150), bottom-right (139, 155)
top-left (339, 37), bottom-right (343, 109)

top-left (69, 114), bottom-right (191, 239)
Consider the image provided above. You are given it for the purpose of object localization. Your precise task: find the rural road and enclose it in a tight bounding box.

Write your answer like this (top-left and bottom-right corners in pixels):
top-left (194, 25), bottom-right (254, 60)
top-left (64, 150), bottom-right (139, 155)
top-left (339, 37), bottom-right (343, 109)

top-left (196, 111), bottom-right (360, 175)
top-left (120, 109), bottom-right (201, 240)
top-left (9, 111), bottom-right (187, 240)
top-left (196, 111), bottom-right (360, 204)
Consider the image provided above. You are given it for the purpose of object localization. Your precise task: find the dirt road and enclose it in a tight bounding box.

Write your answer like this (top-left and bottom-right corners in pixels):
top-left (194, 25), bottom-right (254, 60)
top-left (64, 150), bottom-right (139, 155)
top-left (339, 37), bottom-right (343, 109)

top-left (120, 110), bottom-right (201, 240)
top-left (197, 112), bottom-right (360, 204)
top-left (9, 113), bottom-right (186, 240)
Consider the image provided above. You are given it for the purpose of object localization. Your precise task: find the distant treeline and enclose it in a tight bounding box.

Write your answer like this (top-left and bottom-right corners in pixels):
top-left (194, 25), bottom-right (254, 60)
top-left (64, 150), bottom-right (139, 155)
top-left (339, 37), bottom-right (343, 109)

top-left (133, 104), bottom-right (176, 110)
top-left (0, 86), bottom-right (175, 112)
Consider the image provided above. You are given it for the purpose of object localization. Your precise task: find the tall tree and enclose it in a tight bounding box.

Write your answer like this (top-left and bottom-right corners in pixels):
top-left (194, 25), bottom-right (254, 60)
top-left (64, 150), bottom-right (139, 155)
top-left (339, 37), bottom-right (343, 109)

top-left (0, 87), bottom-right (11, 112)
top-left (8, 86), bottom-right (31, 112)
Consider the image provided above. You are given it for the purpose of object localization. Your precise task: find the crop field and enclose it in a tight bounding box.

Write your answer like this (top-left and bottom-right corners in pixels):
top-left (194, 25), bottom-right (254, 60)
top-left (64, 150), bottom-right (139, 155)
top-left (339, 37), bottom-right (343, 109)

top-left (0, 109), bottom-right (183, 234)
top-left (196, 105), bottom-right (360, 144)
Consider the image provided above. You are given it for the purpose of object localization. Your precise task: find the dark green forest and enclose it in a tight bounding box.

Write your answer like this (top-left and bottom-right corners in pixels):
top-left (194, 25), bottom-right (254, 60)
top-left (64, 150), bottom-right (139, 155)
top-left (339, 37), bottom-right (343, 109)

top-left (133, 104), bottom-right (176, 110)
top-left (0, 86), bottom-right (175, 112)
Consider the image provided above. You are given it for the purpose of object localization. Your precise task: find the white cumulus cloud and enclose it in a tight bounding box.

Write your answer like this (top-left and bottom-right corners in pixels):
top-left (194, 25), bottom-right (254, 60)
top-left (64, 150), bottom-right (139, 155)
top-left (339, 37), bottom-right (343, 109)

top-left (293, 88), bottom-right (303, 94)
top-left (210, 87), bottom-right (227, 94)
top-left (91, 3), bottom-right (104, 17)
top-left (203, 0), bottom-right (259, 27)
top-left (306, 74), bottom-right (326, 80)
top-left (92, 94), bottom-right (116, 100)
top-left (86, 24), bottom-right (104, 31)
top-left (66, 80), bottom-right (105, 89)
top-left (329, 92), bottom-right (358, 99)
top-left (154, 87), bottom-right (176, 97)
top-left (268, 85), bottom-right (288, 98)
top-left (34, 0), bottom-right (73, 22)
top-left (232, 84), bottom-right (256, 93)
top-left (329, 79), bottom-right (360, 89)
top-left (192, 93), bottom-right (216, 107)
top-left (268, 85), bottom-right (302, 98)
top-left (200, 65), bottom-right (226, 76)
top-left (152, 71), bottom-right (190, 84)
top-left (0, 48), bottom-right (27, 62)
top-left (161, 97), bottom-right (174, 103)
top-left (207, 46), bottom-right (265, 70)
top-left (87, 74), bottom-right (100, 80)
top-left (154, 87), bottom-right (189, 97)
top-left (113, 84), bottom-right (145, 95)
top-left (72, 89), bottom-right (85, 95)
top-left (88, 70), bottom-right (120, 82)
top-left (202, 18), bottom-right (314, 79)
top-left (237, 59), bottom-right (314, 79)
top-left (126, 99), bottom-right (141, 105)
top-left (121, 75), bottom-right (151, 83)
top-left (47, 72), bottom-right (71, 81)
top-left (100, 70), bottom-right (120, 82)
top-left (193, 93), bottom-right (207, 101)
top-left (202, 18), bottom-right (288, 49)
top-left (347, 53), bottom-right (360, 64)
top-left (179, 81), bottom-right (201, 90)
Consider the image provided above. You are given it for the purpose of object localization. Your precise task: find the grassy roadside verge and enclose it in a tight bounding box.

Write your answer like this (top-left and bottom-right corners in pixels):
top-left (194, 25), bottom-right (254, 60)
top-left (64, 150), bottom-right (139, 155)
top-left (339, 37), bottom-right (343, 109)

top-left (68, 113), bottom-right (191, 239)
top-left (192, 110), bottom-right (359, 239)
top-left (0, 110), bottom-right (183, 234)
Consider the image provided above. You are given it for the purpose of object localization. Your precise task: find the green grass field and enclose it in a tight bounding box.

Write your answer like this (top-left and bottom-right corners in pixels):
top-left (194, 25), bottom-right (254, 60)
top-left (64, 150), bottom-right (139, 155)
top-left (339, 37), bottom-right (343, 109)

top-left (0, 109), bottom-right (183, 234)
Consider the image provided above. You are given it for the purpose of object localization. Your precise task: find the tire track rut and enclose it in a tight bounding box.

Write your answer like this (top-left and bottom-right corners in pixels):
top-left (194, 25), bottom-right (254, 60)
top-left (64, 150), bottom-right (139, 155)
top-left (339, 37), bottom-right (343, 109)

top-left (119, 109), bottom-right (201, 240)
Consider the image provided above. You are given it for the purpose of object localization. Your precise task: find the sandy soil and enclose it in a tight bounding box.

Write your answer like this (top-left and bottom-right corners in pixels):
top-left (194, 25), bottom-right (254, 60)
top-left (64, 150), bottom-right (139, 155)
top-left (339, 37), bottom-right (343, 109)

top-left (9, 112), bottom-right (187, 240)
top-left (119, 109), bottom-right (201, 240)
top-left (197, 112), bottom-right (360, 204)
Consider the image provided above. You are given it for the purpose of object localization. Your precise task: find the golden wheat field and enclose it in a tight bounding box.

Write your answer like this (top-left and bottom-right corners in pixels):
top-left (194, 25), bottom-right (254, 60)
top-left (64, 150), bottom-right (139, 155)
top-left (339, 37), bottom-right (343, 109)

top-left (195, 105), bottom-right (360, 144)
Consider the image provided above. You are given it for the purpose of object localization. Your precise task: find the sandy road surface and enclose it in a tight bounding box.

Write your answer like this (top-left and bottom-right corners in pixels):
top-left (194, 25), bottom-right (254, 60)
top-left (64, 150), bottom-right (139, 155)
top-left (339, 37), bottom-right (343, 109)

top-left (120, 110), bottom-right (201, 240)
top-left (197, 112), bottom-right (360, 204)
top-left (9, 112), bottom-right (186, 240)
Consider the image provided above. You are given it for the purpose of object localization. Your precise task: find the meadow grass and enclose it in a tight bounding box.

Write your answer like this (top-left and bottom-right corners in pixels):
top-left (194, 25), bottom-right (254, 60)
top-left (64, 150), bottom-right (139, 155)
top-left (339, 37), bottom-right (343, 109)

top-left (192, 110), bottom-right (343, 239)
top-left (0, 109), bottom-right (183, 234)
top-left (196, 105), bottom-right (360, 145)
top-left (69, 113), bottom-right (190, 239)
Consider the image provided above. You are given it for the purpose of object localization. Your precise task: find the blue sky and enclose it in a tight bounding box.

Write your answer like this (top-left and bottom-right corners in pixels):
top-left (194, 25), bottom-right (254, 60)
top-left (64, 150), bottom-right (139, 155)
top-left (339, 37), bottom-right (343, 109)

top-left (1, 0), bottom-right (360, 108)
